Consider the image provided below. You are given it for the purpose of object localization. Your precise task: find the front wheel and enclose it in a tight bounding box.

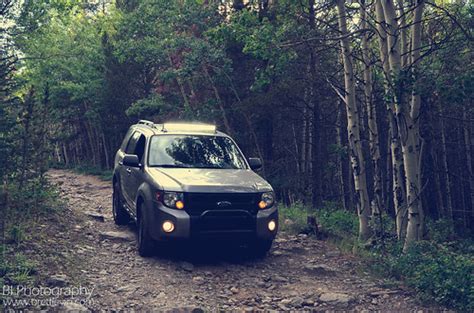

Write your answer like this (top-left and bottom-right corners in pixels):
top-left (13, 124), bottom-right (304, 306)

top-left (137, 205), bottom-right (155, 257)
top-left (249, 239), bottom-right (273, 258)
top-left (113, 182), bottom-right (130, 225)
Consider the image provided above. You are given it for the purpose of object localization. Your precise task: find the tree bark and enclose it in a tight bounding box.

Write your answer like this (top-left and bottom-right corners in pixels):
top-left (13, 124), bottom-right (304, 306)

top-left (336, 0), bottom-right (371, 240)
top-left (403, 0), bottom-right (425, 250)
top-left (360, 0), bottom-right (383, 227)
top-left (378, 0), bottom-right (425, 248)
top-left (337, 101), bottom-right (353, 210)
top-left (437, 100), bottom-right (453, 220)
top-left (308, 0), bottom-right (323, 208)
top-left (375, 0), bottom-right (407, 239)
top-left (463, 107), bottom-right (474, 226)
top-left (19, 92), bottom-right (34, 191)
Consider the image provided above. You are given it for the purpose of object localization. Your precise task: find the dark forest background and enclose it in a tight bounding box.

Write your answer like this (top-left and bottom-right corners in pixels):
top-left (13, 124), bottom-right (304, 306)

top-left (1, 0), bottom-right (473, 309)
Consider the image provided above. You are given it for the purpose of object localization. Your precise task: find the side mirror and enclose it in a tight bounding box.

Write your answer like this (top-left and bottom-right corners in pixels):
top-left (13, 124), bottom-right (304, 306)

top-left (248, 157), bottom-right (262, 171)
top-left (123, 154), bottom-right (140, 167)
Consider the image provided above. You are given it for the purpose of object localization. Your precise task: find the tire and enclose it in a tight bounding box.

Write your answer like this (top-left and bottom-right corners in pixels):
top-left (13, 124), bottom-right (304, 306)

top-left (249, 239), bottom-right (273, 258)
top-left (137, 203), bottom-right (155, 257)
top-left (113, 181), bottom-right (130, 225)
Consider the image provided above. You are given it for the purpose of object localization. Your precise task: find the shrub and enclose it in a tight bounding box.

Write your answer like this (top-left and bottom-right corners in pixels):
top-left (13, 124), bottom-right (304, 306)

top-left (386, 241), bottom-right (474, 310)
top-left (317, 207), bottom-right (358, 238)
top-left (0, 252), bottom-right (36, 286)
top-left (73, 165), bottom-right (113, 181)
top-left (278, 204), bottom-right (474, 310)
top-left (278, 202), bottom-right (309, 234)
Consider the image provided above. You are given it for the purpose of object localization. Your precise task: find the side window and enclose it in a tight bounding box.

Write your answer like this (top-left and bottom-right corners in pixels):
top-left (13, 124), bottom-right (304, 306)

top-left (125, 132), bottom-right (140, 154)
top-left (134, 135), bottom-right (146, 163)
top-left (120, 128), bottom-right (134, 151)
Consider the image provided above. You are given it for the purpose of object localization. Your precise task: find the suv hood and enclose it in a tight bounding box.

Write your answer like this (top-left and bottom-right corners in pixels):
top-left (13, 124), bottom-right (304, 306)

top-left (147, 168), bottom-right (272, 193)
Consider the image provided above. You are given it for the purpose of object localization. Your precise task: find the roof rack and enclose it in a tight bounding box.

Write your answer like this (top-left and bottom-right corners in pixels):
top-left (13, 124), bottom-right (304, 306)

top-left (137, 120), bottom-right (156, 128)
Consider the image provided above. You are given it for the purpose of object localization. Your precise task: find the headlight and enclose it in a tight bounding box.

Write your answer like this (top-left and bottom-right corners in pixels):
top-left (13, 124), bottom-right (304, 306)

top-left (258, 192), bottom-right (275, 209)
top-left (159, 191), bottom-right (185, 209)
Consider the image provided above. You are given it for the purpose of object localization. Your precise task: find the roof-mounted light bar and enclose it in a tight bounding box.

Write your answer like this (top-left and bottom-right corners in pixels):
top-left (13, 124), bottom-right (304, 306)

top-left (138, 120), bottom-right (156, 128)
top-left (161, 123), bottom-right (216, 134)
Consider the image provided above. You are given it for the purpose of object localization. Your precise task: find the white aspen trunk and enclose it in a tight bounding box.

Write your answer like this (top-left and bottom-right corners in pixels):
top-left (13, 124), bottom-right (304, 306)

top-left (336, 0), bottom-right (371, 240)
top-left (379, 0), bottom-right (425, 249)
top-left (403, 0), bottom-right (425, 251)
top-left (380, 0), bottom-right (402, 76)
top-left (375, 0), bottom-right (407, 239)
top-left (360, 0), bottom-right (383, 223)
top-left (390, 112), bottom-right (408, 239)
top-left (396, 0), bottom-right (410, 68)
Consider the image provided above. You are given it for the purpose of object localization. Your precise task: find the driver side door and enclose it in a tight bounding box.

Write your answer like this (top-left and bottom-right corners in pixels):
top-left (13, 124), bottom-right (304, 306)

top-left (121, 131), bottom-right (141, 208)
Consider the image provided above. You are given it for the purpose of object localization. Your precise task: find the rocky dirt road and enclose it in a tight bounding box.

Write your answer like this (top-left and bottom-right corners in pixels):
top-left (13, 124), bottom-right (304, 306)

top-left (19, 170), bottom-right (437, 311)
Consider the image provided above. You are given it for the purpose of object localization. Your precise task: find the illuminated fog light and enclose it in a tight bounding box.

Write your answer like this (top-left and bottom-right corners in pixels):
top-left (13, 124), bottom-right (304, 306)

top-left (258, 201), bottom-right (267, 209)
top-left (268, 220), bottom-right (276, 231)
top-left (162, 221), bottom-right (175, 233)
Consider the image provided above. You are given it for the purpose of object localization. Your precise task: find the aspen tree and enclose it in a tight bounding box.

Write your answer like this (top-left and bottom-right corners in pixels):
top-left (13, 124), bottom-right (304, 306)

top-left (360, 0), bottom-right (383, 230)
top-left (374, 0), bottom-right (407, 239)
top-left (336, 0), bottom-right (371, 240)
top-left (378, 0), bottom-right (425, 250)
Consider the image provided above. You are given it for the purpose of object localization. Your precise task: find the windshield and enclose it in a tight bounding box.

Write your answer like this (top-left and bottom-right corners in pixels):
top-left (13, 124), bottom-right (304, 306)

top-left (148, 135), bottom-right (248, 169)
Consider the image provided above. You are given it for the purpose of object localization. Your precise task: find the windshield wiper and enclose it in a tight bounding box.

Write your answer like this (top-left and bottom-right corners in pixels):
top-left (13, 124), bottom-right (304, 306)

top-left (153, 164), bottom-right (190, 168)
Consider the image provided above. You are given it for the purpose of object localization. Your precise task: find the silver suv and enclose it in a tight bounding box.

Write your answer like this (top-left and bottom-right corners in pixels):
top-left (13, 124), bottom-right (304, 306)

top-left (112, 121), bottom-right (278, 257)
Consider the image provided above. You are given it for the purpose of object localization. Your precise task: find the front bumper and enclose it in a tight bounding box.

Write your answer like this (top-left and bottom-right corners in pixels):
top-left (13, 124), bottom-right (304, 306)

top-left (148, 201), bottom-right (278, 241)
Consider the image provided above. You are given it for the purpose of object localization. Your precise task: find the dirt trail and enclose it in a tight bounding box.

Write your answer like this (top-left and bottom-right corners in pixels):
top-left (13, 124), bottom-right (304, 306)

top-left (25, 170), bottom-right (435, 311)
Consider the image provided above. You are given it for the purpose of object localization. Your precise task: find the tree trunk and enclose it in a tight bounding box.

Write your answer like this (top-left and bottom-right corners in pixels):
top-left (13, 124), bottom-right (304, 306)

top-left (336, 0), bottom-right (371, 240)
top-left (301, 106), bottom-right (307, 173)
top-left (463, 107), bottom-right (474, 227)
top-left (101, 129), bottom-right (110, 168)
top-left (19, 92), bottom-right (34, 191)
top-left (360, 0), bottom-right (383, 227)
top-left (308, 0), bottom-right (323, 208)
top-left (337, 101), bottom-right (353, 210)
top-left (437, 100), bottom-right (453, 220)
top-left (203, 66), bottom-right (232, 135)
top-left (403, 0), bottom-right (425, 250)
top-left (378, 0), bottom-right (425, 248)
top-left (62, 143), bottom-right (69, 166)
top-left (375, 0), bottom-right (407, 239)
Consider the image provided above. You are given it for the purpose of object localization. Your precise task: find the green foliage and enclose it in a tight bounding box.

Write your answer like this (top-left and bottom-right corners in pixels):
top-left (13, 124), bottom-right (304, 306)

top-left (73, 165), bottom-right (113, 181)
top-left (0, 252), bottom-right (37, 286)
top-left (317, 204), bottom-right (358, 238)
top-left (8, 226), bottom-right (25, 246)
top-left (427, 218), bottom-right (455, 243)
top-left (281, 204), bottom-right (474, 310)
top-left (278, 202), bottom-right (310, 234)
top-left (380, 242), bottom-right (474, 310)
top-left (6, 178), bottom-right (63, 216)
top-left (126, 94), bottom-right (167, 119)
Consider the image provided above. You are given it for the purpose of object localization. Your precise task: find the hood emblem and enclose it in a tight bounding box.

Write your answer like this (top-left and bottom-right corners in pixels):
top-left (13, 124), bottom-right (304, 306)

top-left (217, 201), bottom-right (232, 208)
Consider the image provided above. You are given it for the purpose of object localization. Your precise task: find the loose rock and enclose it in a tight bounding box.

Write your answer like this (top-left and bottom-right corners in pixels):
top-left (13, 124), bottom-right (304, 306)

top-left (319, 292), bottom-right (354, 305)
top-left (99, 231), bottom-right (135, 242)
top-left (46, 274), bottom-right (69, 287)
top-left (85, 212), bottom-right (105, 222)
